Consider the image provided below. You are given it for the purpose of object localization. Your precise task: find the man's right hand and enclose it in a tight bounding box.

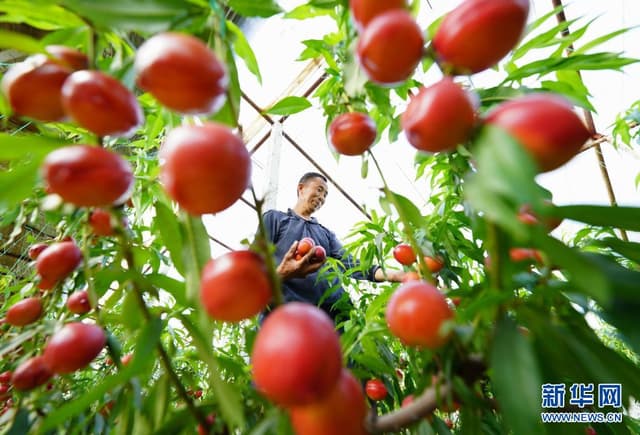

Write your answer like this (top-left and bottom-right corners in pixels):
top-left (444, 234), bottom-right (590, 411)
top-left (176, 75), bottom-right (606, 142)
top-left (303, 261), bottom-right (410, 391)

top-left (276, 241), bottom-right (324, 280)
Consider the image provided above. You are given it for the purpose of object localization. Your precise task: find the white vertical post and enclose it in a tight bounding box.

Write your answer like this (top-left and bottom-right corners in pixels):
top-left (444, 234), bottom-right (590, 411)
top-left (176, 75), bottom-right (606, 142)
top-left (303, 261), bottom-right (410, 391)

top-left (263, 121), bottom-right (282, 211)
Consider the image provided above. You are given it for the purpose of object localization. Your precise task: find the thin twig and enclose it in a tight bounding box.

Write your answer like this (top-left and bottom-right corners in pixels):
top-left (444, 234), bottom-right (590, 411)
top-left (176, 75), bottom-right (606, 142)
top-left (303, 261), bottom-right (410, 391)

top-left (551, 0), bottom-right (628, 242)
top-left (117, 229), bottom-right (210, 429)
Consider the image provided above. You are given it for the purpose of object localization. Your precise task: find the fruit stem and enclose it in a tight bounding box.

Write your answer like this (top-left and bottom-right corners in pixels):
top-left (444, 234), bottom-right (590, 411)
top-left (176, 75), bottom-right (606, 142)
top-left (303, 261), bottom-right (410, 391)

top-left (81, 216), bottom-right (100, 315)
top-left (250, 187), bottom-right (284, 307)
top-left (367, 150), bottom-right (434, 283)
top-left (116, 227), bottom-right (210, 428)
top-left (485, 222), bottom-right (503, 291)
top-left (550, 0), bottom-right (628, 242)
top-left (81, 214), bottom-right (122, 367)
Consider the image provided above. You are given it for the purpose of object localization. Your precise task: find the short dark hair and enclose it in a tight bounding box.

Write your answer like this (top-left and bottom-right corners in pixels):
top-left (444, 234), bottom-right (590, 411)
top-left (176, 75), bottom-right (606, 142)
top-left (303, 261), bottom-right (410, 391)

top-left (298, 172), bottom-right (327, 185)
top-left (297, 172), bottom-right (327, 196)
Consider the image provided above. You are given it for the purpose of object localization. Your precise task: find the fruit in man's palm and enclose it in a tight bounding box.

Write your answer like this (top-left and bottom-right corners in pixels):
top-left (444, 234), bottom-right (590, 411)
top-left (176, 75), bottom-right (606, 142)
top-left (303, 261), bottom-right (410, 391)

top-left (433, 0), bottom-right (530, 74)
top-left (200, 250), bottom-right (272, 322)
top-left (42, 145), bottom-right (134, 207)
top-left (311, 245), bottom-right (327, 263)
top-left (356, 10), bottom-right (424, 85)
top-left (328, 112), bottom-right (377, 156)
top-left (45, 45), bottom-right (89, 71)
top-left (136, 32), bottom-right (228, 114)
top-left (251, 303), bottom-right (342, 407)
top-left (386, 280), bottom-right (453, 348)
top-left (1, 54), bottom-right (71, 121)
top-left (296, 237), bottom-right (315, 258)
top-left (43, 322), bottom-right (106, 374)
top-left (61, 70), bottom-right (143, 137)
top-left (6, 297), bottom-right (43, 326)
top-left (160, 123), bottom-right (251, 215)
top-left (67, 290), bottom-right (91, 314)
top-left (484, 94), bottom-right (590, 172)
top-left (289, 369), bottom-right (368, 435)
top-left (36, 240), bottom-right (82, 290)
top-left (365, 379), bottom-right (388, 401)
top-left (393, 243), bottom-right (416, 266)
top-left (349, 0), bottom-right (407, 32)
top-left (402, 78), bottom-right (477, 152)
top-left (28, 243), bottom-right (49, 261)
top-left (11, 356), bottom-right (53, 391)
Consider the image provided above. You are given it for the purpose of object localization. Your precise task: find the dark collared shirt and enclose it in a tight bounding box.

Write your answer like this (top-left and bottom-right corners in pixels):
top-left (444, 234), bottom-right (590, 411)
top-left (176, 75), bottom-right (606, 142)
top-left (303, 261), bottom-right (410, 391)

top-left (262, 209), bottom-right (379, 321)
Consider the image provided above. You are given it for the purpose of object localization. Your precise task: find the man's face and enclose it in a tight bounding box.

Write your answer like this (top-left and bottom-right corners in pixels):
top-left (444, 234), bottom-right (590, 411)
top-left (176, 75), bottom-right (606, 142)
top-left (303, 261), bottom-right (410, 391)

top-left (298, 177), bottom-right (328, 213)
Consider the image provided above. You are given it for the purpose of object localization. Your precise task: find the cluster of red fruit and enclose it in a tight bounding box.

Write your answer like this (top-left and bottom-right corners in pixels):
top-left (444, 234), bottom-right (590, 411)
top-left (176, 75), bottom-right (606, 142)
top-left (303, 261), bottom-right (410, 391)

top-left (1, 321), bottom-right (106, 392)
top-left (329, 0), bottom-right (590, 175)
top-left (294, 237), bottom-right (326, 263)
top-left (2, 32), bottom-right (251, 217)
top-left (393, 243), bottom-right (444, 274)
top-left (1, 31), bottom-right (257, 394)
top-left (1, 237), bottom-right (104, 392)
top-left (251, 303), bottom-right (369, 434)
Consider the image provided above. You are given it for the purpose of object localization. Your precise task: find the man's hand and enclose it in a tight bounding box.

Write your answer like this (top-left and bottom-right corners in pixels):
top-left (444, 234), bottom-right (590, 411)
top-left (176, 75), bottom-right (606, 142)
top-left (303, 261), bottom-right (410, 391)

top-left (276, 241), bottom-right (324, 280)
top-left (374, 268), bottom-right (406, 283)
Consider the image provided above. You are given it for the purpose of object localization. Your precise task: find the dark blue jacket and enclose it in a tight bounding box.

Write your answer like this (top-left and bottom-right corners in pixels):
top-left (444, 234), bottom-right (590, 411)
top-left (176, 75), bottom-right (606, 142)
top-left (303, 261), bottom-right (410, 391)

top-left (262, 209), bottom-right (379, 321)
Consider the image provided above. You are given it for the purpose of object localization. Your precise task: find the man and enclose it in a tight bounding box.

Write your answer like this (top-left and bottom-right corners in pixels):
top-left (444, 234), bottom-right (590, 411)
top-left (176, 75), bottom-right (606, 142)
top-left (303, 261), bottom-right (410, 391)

top-left (261, 172), bottom-right (405, 325)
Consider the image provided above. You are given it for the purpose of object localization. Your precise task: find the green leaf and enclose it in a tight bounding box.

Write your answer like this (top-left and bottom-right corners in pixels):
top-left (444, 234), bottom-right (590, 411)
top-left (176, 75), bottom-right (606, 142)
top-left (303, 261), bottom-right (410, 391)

top-left (284, 4), bottom-right (333, 19)
top-left (505, 52), bottom-right (639, 83)
top-left (227, 0), bottom-right (282, 17)
top-left (540, 80), bottom-right (595, 112)
top-left (39, 318), bottom-right (162, 432)
top-left (309, 0), bottom-right (341, 7)
top-left (553, 205), bottom-right (640, 232)
top-left (121, 290), bottom-right (143, 331)
top-left (575, 26), bottom-right (638, 54)
top-left (0, 159), bottom-right (41, 213)
top-left (533, 234), bottom-right (610, 302)
top-left (465, 125), bottom-right (547, 239)
top-left (595, 237), bottom-right (640, 263)
top-left (510, 18), bottom-right (579, 63)
top-left (7, 408), bottom-right (31, 435)
top-left (263, 96), bottom-right (312, 116)
top-left (0, 1), bottom-right (85, 30)
top-left (212, 41), bottom-right (241, 127)
top-left (180, 315), bottom-right (246, 429)
top-left (146, 374), bottom-right (170, 430)
top-left (522, 4), bottom-right (564, 37)
top-left (581, 254), bottom-right (640, 353)
top-left (385, 190), bottom-right (424, 231)
top-left (60, 0), bottom-right (202, 32)
top-left (0, 29), bottom-right (42, 54)
top-left (227, 20), bottom-right (262, 84)
top-left (144, 273), bottom-right (187, 307)
top-left (182, 214), bottom-right (210, 301)
top-left (491, 316), bottom-right (545, 435)
top-left (0, 133), bottom-right (65, 160)
top-left (153, 201), bottom-right (185, 275)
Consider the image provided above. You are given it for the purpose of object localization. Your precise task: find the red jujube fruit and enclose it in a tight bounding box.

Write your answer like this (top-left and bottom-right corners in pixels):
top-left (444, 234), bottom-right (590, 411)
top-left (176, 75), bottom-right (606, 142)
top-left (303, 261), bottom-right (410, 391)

top-left (135, 32), bottom-right (228, 114)
top-left (160, 123), bottom-right (251, 215)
